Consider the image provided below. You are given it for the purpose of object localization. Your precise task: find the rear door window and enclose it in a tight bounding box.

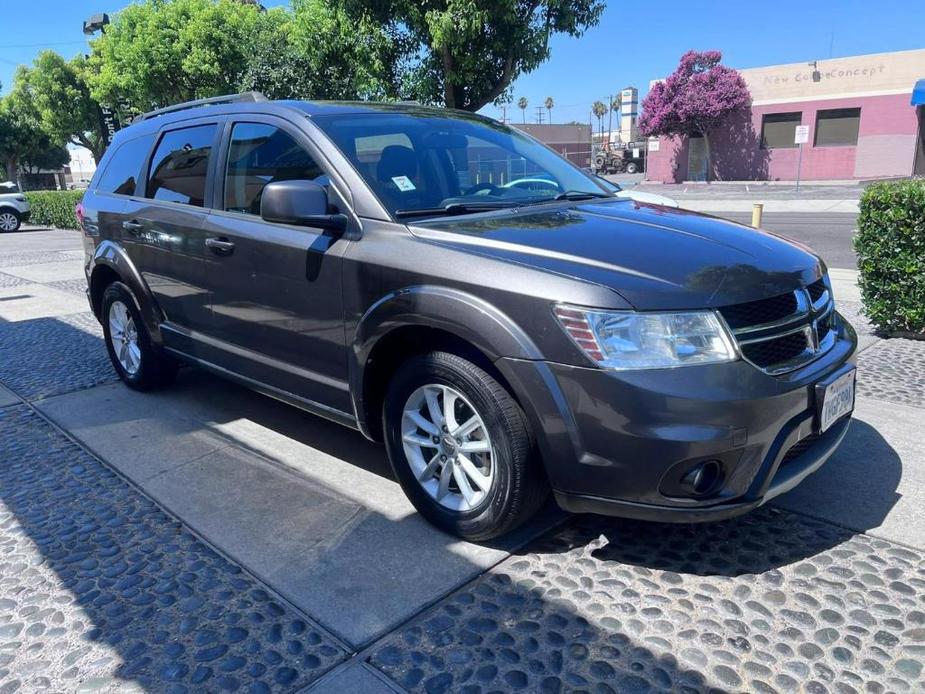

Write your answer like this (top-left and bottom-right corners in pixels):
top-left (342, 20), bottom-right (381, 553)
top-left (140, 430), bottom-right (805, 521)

top-left (95, 134), bottom-right (156, 195)
top-left (146, 124), bottom-right (218, 206)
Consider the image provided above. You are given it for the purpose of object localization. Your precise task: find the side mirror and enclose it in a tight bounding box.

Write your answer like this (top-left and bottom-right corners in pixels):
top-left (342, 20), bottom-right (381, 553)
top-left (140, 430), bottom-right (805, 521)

top-left (260, 180), bottom-right (348, 234)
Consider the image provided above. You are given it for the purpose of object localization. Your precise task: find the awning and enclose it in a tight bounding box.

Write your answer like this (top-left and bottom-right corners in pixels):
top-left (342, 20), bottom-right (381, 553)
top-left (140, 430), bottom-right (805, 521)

top-left (913, 79), bottom-right (925, 106)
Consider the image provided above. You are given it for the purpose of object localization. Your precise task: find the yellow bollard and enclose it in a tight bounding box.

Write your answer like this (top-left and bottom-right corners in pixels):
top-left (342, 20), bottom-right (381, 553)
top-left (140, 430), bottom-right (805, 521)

top-left (751, 202), bottom-right (764, 228)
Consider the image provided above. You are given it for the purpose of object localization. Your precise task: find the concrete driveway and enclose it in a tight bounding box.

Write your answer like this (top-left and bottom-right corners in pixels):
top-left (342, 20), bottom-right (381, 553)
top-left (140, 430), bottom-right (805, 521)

top-left (1, 228), bottom-right (923, 692)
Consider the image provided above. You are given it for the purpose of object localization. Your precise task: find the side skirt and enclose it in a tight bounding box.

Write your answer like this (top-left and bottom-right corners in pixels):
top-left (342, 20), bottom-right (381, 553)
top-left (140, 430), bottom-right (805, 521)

top-left (164, 347), bottom-right (359, 431)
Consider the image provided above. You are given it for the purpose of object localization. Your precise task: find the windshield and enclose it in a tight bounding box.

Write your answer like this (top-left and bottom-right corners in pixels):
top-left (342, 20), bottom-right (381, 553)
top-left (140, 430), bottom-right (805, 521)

top-left (314, 111), bottom-right (611, 218)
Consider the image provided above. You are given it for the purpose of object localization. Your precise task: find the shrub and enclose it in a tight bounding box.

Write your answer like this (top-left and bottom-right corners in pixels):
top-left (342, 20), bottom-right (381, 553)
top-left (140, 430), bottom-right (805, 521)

top-left (23, 190), bottom-right (85, 230)
top-left (854, 178), bottom-right (925, 336)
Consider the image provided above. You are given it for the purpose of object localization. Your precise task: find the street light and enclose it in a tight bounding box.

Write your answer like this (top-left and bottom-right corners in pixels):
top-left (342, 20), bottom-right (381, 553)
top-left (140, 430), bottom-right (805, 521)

top-left (82, 13), bottom-right (110, 35)
top-left (808, 60), bottom-right (822, 83)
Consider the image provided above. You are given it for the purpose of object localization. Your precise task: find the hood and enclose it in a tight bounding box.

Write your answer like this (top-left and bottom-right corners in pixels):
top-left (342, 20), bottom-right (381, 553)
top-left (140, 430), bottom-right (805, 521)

top-left (410, 199), bottom-right (823, 310)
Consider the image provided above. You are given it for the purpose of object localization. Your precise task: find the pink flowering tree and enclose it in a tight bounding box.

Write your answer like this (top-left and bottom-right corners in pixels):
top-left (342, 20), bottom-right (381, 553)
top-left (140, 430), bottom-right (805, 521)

top-left (638, 50), bottom-right (750, 181)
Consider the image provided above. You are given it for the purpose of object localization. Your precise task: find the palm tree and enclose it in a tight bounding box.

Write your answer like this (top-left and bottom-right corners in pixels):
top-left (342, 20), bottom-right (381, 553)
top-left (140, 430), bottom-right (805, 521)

top-left (517, 96), bottom-right (528, 124)
top-left (544, 96), bottom-right (554, 124)
top-left (609, 94), bottom-right (621, 141)
top-left (592, 100), bottom-right (607, 140)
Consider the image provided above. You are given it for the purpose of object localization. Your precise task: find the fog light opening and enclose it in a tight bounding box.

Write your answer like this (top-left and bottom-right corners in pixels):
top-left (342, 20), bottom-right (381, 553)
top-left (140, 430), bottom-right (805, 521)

top-left (681, 459), bottom-right (723, 497)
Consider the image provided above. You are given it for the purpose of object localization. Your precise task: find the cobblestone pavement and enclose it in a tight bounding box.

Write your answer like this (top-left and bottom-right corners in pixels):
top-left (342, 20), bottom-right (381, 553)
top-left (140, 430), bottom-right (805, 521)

top-left (857, 338), bottom-right (925, 410)
top-left (0, 405), bottom-right (347, 692)
top-left (0, 313), bottom-right (118, 402)
top-left (369, 510), bottom-right (925, 693)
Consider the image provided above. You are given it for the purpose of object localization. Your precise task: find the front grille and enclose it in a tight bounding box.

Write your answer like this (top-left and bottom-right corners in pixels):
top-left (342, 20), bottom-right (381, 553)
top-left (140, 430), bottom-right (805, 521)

top-left (719, 292), bottom-right (798, 330)
top-left (780, 433), bottom-right (822, 466)
top-left (807, 278), bottom-right (827, 303)
top-left (740, 331), bottom-right (807, 368)
top-left (719, 275), bottom-right (835, 376)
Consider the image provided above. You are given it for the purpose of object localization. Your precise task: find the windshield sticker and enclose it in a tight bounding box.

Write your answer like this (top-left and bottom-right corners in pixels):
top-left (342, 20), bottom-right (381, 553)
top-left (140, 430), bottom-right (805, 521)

top-left (392, 175), bottom-right (416, 192)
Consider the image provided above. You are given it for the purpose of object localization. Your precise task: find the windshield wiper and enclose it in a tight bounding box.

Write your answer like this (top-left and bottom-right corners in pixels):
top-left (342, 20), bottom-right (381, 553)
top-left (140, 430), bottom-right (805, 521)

top-left (553, 190), bottom-right (613, 201)
top-left (394, 202), bottom-right (517, 219)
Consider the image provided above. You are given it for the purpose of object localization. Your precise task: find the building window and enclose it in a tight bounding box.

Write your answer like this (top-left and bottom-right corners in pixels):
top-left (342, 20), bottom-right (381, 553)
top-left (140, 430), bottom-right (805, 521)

top-left (814, 108), bottom-right (861, 147)
top-left (761, 112), bottom-right (802, 149)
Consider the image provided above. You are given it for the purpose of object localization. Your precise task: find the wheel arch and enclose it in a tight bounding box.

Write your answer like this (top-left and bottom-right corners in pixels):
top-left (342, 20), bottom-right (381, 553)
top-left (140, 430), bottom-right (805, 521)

top-left (351, 286), bottom-right (543, 442)
top-left (89, 240), bottom-right (165, 344)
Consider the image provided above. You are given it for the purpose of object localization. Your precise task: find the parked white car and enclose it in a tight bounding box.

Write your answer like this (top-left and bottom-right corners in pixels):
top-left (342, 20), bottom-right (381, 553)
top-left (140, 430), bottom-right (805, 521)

top-left (503, 176), bottom-right (679, 207)
top-left (0, 181), bottom-right (30, 232)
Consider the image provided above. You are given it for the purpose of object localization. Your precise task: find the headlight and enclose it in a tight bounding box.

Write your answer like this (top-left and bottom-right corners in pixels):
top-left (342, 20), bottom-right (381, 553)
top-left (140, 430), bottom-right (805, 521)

top-left (554, 305), bottom-right (737, 370)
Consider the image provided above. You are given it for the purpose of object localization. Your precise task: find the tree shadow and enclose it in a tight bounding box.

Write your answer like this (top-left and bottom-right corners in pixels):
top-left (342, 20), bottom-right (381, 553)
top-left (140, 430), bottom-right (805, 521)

top-left (666, 109), bottom-right (770, 182)
top-left (710, 109), bottom-right (770, 182)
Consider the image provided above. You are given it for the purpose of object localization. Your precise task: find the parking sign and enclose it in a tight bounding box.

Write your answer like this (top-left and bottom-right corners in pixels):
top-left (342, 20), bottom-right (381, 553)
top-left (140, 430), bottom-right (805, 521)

top-left (794, 125), bottom-right (810, 145)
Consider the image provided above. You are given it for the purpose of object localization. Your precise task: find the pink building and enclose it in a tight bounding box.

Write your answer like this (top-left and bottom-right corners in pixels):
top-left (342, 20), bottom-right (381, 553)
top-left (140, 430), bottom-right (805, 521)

top-left (646, 49), bottom-right (925, 182)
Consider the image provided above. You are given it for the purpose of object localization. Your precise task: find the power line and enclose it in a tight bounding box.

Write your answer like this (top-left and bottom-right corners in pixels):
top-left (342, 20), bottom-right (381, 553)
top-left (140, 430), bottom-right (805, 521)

top-left (0, 40), bottom-right (86, 49)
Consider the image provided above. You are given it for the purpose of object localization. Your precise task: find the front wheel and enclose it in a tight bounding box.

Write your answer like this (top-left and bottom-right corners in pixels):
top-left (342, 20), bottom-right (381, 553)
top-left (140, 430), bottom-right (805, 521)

top-left (0, 210), bottom-right (21, 232)
top-left (383, 352), bottom-right (547, 541)
top-left (625, 161), bottom-right (639, 174)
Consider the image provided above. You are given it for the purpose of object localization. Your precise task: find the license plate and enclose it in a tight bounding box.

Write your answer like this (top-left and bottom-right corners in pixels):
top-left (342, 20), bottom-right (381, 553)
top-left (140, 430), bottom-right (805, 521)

top-left (819, 369), bottom-right (855, 433)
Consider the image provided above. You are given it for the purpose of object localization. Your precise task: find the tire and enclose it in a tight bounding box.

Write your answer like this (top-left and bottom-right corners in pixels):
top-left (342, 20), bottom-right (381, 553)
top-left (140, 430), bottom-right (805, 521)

top-left (383, 351), bottom-right (547, 541)
top-left (0, 209), bottom-right (21, 232)
top-left (625, 162), bottom-right (639, 174)
top-left (101, 282), bottom-right (178, 391)
top-left (593, 154), bottom-right (606, 170)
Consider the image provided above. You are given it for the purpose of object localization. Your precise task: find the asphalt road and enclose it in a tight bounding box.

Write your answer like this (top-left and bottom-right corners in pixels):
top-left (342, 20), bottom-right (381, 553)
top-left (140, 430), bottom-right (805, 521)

top-left (709, 211), bottom-right (858, 270)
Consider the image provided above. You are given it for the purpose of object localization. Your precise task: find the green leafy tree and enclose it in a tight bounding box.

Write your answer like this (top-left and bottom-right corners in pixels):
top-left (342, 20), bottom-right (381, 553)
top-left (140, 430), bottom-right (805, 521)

top-left (240, 0), bottom-right (401, 100)
top-left (348, 0), bottom-right (604, 111)
top-left (12, 52), bottom-right (108, 164)
top-left (517, 96), bottom-right (528, 123)
top-left (544, 96), bottom-right (554, 123)
top-left (0, 90), bottom-right (67, 188)
top-left (88, 0), bottom-right (287, 112)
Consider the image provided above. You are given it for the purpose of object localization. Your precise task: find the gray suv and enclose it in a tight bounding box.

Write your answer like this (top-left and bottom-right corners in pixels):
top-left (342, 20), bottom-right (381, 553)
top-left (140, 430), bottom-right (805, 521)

top-left (81, 93), bottom-right (857, 540)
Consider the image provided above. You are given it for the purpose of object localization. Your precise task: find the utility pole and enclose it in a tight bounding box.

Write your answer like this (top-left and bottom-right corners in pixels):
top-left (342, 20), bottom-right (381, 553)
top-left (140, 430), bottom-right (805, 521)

top-left (607, 94), bottom-right (614, 145)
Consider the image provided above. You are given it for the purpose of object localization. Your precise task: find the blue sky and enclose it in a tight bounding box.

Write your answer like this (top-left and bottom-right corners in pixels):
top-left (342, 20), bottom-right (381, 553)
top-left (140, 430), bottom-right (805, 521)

top-left (1, 0), bottom-right (919, 125)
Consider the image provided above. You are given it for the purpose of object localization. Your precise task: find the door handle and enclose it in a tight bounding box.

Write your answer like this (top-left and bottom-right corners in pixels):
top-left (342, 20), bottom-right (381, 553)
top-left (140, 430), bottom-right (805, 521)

top-left (122, 220), bottom-right (143, 235)
top-left (205, 237), bottom-right (235, 256)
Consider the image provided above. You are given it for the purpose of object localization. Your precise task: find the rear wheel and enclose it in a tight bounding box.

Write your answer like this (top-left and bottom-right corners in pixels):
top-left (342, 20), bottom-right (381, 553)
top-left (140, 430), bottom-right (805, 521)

top-left (625, 161), bottom-right (639, 174)
top-left (0, 209), bottom-right (21, 232)
top-left (383, 351), bottom-right (547, 541)
top-left (102, 282), bottom-right (177, 391)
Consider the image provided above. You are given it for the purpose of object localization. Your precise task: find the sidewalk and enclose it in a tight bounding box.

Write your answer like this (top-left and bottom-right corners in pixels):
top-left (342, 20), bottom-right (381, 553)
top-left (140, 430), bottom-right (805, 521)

top-left (678, 198), bottom-right (859, 213)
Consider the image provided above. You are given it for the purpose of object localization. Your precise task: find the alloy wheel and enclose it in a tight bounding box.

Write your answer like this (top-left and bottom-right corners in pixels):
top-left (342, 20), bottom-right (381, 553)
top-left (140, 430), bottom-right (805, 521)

top-left (108, 300), bottom-right (142, 376)
top-left (401, 384), bottom-right (495, 512)
top-left (0, 212), bottom-right (18, 232)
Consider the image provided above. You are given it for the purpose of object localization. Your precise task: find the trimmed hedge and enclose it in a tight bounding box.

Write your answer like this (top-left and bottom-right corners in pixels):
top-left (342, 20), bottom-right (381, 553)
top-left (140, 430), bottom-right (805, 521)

top-left (23, 190), bottom-right (85, 230)
top-left (855, 178), bottom-right (925, 336)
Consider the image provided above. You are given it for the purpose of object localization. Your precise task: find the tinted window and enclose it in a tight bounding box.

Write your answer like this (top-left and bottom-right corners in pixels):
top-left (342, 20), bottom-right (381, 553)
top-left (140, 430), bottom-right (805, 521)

top-left (147, 125), bottom-right (217, 206)
top-left (95, 134), bottom-right (155, 195)
top-left (761, 112), bottom-right (802, 149)
top-left (224, 123), bottom-right (325, 215)
top-left (814, 108), bottom-right (861, 147)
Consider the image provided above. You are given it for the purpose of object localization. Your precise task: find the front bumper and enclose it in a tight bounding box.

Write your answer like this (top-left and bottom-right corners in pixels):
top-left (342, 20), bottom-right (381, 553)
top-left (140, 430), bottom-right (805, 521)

top-left (498, 313), bottom-right (858, 523)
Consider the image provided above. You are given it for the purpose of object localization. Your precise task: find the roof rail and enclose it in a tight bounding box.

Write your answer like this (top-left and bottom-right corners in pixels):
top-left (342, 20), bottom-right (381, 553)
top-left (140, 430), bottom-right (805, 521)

top-left (134, 92), bottom-right (268, 122)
